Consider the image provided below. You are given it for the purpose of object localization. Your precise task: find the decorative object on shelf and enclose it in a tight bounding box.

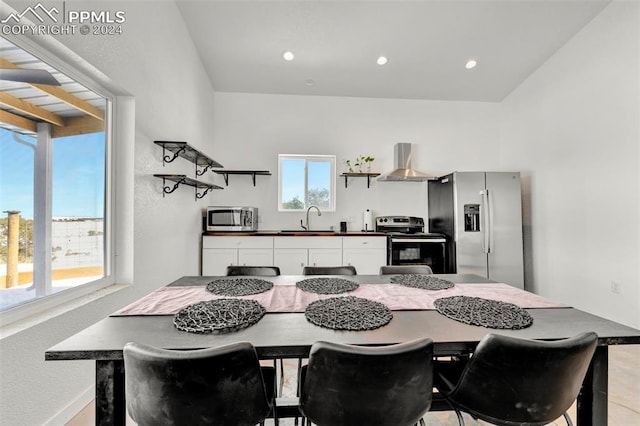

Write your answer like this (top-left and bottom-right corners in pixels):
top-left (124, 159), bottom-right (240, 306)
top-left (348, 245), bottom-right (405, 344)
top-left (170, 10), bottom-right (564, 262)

top-left (154, 174), bottom-right (223, 200)
top-left (206, 277), bottom-right (274, 296)
top-left (304, 296), bottom-right (392, 330)
top-left (296, 277), bottom-right (359, 294)
top-left (154, 141), bottom-right (223, 176)
top-left (213, 169), bottom-right (272, 186)
top-left (434, 296), bottom-right (533, 330)
top-left (344, 155), bottom-right (375, 173)
top-left (390, 274), bottom-right (455, 291)
top-left (173, 298), bottom-right (266, 334)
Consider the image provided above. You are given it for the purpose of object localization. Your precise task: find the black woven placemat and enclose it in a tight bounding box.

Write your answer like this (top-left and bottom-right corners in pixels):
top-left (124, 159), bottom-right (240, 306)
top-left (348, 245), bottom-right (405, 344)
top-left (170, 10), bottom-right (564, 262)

top-left (390, 274), bottom-right (455, 290)
top-left (296, 277), bottom-right (359, 294)
top-left (434, 296), bottom-right (533, 329)
top-left (206, 277), bottom-right (273, 296)
top-left (305, 296), bottom-right (392, 330)
top-left (173, 299), bottom-right (266, 334)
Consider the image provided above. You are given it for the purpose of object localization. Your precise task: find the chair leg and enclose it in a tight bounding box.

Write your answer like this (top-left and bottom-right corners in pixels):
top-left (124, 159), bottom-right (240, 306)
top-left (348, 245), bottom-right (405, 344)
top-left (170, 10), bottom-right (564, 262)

top-left (563, 412), bottom-right (574, 426)
top-left (454, 408), bottom-right (465, 426)
top-left (278, 358), bottom-right (285, 396)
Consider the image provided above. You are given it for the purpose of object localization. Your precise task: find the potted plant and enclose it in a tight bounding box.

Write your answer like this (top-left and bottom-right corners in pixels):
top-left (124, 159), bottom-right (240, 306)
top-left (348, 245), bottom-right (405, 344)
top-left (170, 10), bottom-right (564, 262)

top-left (345, 155), bottom-right (375, 173)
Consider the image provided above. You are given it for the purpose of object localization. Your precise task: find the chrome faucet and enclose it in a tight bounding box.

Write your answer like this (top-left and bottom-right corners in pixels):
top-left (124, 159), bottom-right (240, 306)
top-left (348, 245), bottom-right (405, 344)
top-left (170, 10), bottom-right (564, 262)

top-left (301, 205), bottom-right (322, 230)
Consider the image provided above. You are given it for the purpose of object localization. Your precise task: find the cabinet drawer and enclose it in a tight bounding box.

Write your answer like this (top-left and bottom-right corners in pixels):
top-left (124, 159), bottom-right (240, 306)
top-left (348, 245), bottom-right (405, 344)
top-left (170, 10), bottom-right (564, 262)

top-left (203, 236), bottom-right (273, 249)
top-left (342, 236), bottom-right (387, 250)
top-left (274, 236), bottom-right (342, 249)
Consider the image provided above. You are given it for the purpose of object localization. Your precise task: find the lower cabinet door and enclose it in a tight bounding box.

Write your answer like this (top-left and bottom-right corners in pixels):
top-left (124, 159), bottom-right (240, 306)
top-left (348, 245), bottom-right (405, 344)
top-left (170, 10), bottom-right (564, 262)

top-left (273, 249), bottom-right (308, 275)
top-left (308, 248), bottom-right (343, 268)
top-left (343, 248), bottom-right (387, 275)
top-left (202, 248), bottom-right (237, 276)
top-left (238, 249), bottom-right (274, 267)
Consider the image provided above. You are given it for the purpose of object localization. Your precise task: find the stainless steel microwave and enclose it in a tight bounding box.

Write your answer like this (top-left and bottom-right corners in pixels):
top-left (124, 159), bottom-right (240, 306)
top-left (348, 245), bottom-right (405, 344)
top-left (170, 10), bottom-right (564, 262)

top-left (206, 206), bottom-right (258, 232)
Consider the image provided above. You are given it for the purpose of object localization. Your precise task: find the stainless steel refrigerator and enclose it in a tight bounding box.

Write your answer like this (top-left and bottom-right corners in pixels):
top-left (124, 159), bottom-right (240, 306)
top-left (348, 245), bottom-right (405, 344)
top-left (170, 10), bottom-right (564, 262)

top-left (428, 172), bottom-right (524, 288)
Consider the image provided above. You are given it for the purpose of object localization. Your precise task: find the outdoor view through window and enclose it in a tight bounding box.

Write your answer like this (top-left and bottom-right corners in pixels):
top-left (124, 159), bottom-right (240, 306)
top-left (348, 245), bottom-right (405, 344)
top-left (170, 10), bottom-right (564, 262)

top-left (0, 38), bottom-right (108, 312)
top-left (279, 154), bottom-right (335, 211)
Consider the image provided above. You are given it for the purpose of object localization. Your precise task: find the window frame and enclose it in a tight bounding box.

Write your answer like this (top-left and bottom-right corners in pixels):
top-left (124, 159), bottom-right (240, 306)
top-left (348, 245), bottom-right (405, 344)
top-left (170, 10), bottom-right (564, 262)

top-left (278, 154), bottom-right (336, 212)
top-left (0, 32), bottom-right (132, 329)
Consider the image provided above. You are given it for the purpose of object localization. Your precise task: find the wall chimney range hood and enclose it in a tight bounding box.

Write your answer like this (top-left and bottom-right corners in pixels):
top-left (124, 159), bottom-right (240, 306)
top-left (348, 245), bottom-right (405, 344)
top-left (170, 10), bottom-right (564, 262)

top-left (377, 143), bottom-right (431, 182)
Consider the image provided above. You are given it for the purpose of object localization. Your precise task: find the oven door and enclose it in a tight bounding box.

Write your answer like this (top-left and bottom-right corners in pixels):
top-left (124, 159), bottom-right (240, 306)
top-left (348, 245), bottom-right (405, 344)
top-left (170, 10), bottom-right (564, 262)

top-left (389, 237), bottom-right (447, 273)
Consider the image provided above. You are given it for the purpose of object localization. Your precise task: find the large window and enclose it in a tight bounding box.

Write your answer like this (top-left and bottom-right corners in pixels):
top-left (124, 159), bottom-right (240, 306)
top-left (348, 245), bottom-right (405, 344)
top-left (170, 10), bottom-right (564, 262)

top-left (278, 154), bottom-right (336, 211)
top-left (0, 37), bottom-right (111, 313)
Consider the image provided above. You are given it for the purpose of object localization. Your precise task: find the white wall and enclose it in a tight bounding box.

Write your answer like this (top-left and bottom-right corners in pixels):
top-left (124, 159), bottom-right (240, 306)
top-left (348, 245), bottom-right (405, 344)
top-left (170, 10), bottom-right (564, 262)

top-left (0, 1), bottom-right (217, 424)
top-left (210, 93), bottom-right (501, 231)
top-left (500, 1), bottom-right (640, 327)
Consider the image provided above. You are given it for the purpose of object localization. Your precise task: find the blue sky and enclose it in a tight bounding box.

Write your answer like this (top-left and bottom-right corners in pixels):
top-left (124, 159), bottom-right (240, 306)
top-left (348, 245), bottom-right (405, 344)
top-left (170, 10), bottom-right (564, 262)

top-left (0, 128), bottom-right (105, 220)
top-left (281, 158), bottom-right (331, 205)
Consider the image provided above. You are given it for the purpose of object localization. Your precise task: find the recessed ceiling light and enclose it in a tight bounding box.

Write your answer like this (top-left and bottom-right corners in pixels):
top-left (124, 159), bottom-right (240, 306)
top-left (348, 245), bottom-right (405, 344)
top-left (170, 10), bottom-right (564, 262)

top-left (283, 51), bottom-right (295, 61)
top-left (377, 56), bottom-right (388, 65)
top-left (305, 79), bottom-right (315, 87)
top-left (465, 59), bottom-right (477, 69)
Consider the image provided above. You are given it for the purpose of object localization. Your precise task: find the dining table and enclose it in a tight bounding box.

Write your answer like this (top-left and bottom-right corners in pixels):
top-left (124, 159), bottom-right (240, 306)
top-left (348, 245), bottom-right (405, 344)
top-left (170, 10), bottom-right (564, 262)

top-left (45, 274), bottom-right (640, 426)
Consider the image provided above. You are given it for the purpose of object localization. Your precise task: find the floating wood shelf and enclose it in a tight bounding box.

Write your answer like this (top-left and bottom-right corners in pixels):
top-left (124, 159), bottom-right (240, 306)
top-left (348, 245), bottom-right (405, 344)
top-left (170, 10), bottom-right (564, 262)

top-left (154, 174), bottom-right (223, 200)
top-left (340, 172), bottom-right (381, 188)
top-left (213, 170), bottom-right (272, 186)
top-left (154, 141), bottom-right (223, 176)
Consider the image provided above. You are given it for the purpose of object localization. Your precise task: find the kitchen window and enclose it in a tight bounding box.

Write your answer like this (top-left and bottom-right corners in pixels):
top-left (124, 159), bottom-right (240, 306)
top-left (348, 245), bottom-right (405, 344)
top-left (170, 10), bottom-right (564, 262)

top-left (278, 154), bottom-right (336, 211)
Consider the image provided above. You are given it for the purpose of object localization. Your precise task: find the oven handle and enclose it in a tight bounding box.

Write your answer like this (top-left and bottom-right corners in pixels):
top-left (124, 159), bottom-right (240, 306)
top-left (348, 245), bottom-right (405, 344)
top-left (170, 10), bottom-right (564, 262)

top-left (391, 238), bottom-right (447, 243)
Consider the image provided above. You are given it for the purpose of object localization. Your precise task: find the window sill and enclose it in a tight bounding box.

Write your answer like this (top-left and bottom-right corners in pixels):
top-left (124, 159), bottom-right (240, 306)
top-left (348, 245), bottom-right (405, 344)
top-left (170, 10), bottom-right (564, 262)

top-left (0, 281), bottom-right (130, 339)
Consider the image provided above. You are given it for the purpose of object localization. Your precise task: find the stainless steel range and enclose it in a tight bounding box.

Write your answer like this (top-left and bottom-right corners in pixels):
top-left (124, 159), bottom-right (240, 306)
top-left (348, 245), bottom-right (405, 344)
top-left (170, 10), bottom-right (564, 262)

top-left (376, 216), bottom-right (447, 273)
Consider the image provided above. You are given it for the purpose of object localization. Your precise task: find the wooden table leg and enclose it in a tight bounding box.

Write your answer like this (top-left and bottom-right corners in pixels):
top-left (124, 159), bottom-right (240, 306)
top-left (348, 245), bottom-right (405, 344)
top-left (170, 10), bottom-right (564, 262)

top-left (95, 360), bottom-right (126, 426)
top-left (577, 345), bottom-right (608, 426)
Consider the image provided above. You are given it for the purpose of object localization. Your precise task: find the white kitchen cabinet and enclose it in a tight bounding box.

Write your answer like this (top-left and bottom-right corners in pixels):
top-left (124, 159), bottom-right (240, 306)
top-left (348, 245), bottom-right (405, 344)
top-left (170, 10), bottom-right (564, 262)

top-left (202, 235), bottom-right (386, 276)
top-left (272, 248), bottom-right (308, 275)
top-left (202, 236), bottom-right (274, 275)
top-left (342, 236), bottom-right (387, 275)
top-left (273, 237), bottom-right (343, 275)
top-left (308, 249), bottom-right (343, 267)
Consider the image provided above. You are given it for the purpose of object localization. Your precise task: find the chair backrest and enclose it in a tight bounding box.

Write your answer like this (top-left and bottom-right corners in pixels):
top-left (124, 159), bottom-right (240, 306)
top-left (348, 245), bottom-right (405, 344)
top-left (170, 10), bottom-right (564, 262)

top-left (299, 338), bottom-right (434, 426)
top-left (447, 332), bottom-right (598, 425)
top-left (380, 265), bottom-right (433, 275)
top-left (123, 341), bottom-right (273, 426)
top-left (302, 265), bottom-right (357, 275)
top-left (226, 265), bottom-right (281, 276)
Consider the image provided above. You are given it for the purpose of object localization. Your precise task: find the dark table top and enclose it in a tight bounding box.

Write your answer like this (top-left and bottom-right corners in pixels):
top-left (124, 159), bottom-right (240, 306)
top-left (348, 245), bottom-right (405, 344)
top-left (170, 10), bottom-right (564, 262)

top-left (45, 274), bottom-right (640, 361)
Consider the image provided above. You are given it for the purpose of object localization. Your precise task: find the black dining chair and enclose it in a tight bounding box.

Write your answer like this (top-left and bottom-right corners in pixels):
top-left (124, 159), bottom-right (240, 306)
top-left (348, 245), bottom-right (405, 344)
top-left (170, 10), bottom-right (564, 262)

top-left (298, 337), bottom-right (434, 426)
top-left (433, 331), bottom-right (598, 426)
top-left (225, 264), bottom-right (285, 396)
top-left (226, 265), bottom-right (281, 276)
top-left (380, 265), bottom-right (433, 275)
top-left (302, 265), bottom-right (357, 275)
top-left (123, 341), bottom-right (276, 426)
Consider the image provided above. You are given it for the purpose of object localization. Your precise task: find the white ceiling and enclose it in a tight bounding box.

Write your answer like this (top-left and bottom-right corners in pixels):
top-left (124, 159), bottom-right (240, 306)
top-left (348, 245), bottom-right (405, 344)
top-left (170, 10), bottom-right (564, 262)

top-left (177, 0), bottom-right (610, 102)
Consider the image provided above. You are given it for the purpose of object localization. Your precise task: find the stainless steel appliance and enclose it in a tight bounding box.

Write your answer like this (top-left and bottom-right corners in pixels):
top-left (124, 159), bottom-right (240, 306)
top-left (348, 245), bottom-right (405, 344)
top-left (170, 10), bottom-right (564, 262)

top-left (428, 172), bottom-right (524, 288)
top-left (377, 143), bottom-right (431, 181)
top-left (206, 206), bottom-right (258, 232)
top-left (376, 216), bottom-right (447, 273)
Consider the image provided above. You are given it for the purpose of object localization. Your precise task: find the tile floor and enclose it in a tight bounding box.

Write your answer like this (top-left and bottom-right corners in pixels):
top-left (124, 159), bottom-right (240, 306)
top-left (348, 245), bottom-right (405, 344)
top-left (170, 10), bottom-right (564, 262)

top-left (67, 345), bottom-right (639, 425)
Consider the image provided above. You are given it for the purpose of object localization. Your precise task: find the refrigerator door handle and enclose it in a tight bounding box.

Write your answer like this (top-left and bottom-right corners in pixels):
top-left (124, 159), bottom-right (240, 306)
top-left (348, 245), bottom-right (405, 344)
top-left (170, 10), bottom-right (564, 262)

top-left (480, 189), bottom-right (491, 253)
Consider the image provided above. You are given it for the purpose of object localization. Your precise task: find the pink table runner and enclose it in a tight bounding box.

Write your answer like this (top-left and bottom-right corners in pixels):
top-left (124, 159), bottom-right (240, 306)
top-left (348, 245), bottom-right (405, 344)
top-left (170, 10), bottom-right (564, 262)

top-left (114, 282), bottom-right (566, 316)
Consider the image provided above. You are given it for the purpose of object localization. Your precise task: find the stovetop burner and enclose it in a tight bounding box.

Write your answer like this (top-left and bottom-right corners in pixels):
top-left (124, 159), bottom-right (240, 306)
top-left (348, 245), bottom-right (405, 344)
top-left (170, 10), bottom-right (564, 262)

top-left (376, 216), bottom-right (446, 240)
top-left (376, 216), bottom-right (424, 233)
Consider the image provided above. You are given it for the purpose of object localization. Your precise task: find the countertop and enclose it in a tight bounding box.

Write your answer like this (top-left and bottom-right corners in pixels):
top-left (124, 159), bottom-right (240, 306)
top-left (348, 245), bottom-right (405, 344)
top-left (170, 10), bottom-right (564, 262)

top-left (203, 231), bottom-right (387, 236)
